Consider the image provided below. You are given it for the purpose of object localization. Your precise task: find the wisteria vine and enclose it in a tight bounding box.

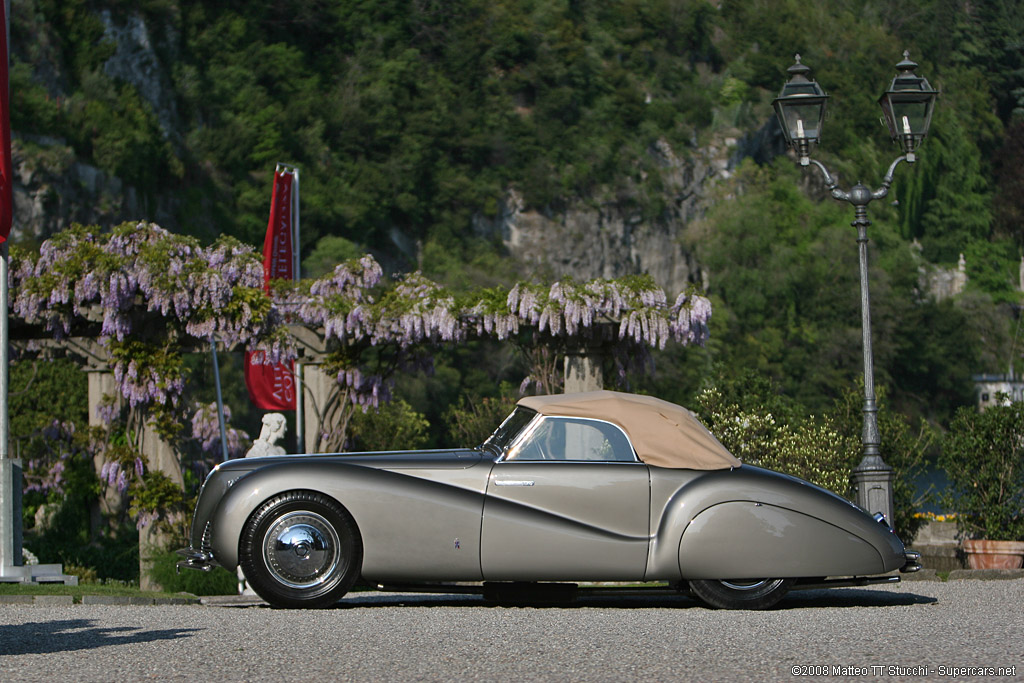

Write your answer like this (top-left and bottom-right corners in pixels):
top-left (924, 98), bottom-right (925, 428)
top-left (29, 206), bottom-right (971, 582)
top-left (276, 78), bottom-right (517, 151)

top-left (11, 223), bottom-right (712, 454)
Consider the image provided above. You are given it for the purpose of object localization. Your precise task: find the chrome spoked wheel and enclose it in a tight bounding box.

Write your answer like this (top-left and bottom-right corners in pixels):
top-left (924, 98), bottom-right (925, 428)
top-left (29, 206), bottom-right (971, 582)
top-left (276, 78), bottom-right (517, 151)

top-left (240, 491), bottom-right (362, 609)
top-left (263, 511), bottom-right (342, 589)
top-left (688, 578), bottom-right (794, 610)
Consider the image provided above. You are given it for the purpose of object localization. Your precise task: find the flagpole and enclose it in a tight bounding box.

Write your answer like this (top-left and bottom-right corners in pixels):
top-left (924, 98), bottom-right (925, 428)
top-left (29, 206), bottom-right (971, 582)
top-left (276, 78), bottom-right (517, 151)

top-left (292, 166), bottom-right (304, 454)
top-left (211, 338), bottom-right (229, 462)
top-left (0, 0), bottom-right (19, 577)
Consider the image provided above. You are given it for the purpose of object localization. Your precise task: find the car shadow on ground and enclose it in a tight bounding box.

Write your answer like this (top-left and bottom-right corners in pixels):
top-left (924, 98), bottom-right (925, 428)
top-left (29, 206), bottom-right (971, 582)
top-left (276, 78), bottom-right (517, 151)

top-left (0, 619), bottom-right (201, 655)
top-left (213, 585), bottom-right (939, 610)
top-left (213, 586), bottom-right (938, 610)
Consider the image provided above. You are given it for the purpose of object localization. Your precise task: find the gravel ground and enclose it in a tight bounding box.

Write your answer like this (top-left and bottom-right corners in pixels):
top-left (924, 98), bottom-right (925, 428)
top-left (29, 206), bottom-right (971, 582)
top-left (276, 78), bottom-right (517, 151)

top-left (0, 580), bottom-right (1021, 682)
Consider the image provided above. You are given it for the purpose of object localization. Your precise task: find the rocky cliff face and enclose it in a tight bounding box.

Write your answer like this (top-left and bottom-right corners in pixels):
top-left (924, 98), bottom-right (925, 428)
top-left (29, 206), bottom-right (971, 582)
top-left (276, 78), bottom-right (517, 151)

top-left (10, 6), bottom-right (184, 243)
top-left (472, 135), bottom-right (765, 295)
top-left (12, 135), bottom-right (180, 243)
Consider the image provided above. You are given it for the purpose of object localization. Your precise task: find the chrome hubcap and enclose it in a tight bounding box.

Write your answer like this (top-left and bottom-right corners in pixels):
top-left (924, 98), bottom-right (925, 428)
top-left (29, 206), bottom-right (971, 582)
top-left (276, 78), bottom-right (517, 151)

top-left (263, 511), bottom-right (341, 589)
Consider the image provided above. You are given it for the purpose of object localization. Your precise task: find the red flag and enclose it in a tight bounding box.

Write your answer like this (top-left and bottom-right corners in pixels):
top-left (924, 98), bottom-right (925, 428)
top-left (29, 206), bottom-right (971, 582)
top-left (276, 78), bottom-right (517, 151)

top-left (246, 169), bottom-right (297, 410)
top-left (244, 349), bottom-right (296, 411)
top-left (0, 5), bottom-right (13, 242)
top-left (261, 170), bottom-right (294, 288)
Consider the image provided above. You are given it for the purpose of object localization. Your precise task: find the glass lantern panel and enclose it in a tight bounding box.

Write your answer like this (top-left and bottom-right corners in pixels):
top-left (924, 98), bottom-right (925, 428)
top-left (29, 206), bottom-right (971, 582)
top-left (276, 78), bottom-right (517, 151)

top-left (781, 103), bottom-right (824, 141)
top-left (890, 100), bottom-right (930, 135)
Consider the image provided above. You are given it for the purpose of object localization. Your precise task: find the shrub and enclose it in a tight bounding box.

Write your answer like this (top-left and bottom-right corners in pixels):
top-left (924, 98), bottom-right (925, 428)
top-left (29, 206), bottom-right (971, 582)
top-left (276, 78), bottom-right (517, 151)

top-left (347, 399), bottom-right (430, 452)
top-left (445, 390), bottom-right (520, 448)
top-left (939, 401), bottom-right (1024, 541)
top-left (148, 550), bottom-right (238, 596)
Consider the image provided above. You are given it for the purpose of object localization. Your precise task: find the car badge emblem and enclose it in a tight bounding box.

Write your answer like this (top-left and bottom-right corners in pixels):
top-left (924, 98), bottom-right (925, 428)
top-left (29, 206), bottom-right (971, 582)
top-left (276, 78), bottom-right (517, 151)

top-left (454, 538), bottom-right (460, 550)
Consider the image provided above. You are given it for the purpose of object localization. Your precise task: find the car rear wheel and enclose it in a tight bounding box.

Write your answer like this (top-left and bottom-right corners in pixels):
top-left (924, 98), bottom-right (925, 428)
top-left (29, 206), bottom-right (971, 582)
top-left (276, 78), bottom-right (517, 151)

top-left (239, 491), bottom-right (362, 609)
top-left (688, 578), bottom-right (794, 610)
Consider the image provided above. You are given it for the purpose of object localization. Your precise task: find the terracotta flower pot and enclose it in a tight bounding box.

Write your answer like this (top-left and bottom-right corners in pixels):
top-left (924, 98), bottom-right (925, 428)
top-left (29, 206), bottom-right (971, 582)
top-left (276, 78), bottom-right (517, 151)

top-left (962, 539), bottom-right (1024, 569)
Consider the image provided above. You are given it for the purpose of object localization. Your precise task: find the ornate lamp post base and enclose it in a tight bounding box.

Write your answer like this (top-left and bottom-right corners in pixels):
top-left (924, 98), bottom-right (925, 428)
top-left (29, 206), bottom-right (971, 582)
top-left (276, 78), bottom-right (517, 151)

top-left (853, 458), bottom-right (895, 525)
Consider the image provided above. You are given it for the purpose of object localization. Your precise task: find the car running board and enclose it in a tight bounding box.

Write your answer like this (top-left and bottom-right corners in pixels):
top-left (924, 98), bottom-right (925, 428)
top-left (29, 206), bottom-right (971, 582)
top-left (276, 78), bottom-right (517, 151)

top-left (790, 575), bottom-right (901, 591)
top-left (378, 576), bottom-right (902, 597)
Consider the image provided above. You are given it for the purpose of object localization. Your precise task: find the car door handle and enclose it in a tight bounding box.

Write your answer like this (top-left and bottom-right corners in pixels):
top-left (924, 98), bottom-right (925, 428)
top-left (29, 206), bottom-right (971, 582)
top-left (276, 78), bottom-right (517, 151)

top-left (493, 479), bottom-right (535, 486)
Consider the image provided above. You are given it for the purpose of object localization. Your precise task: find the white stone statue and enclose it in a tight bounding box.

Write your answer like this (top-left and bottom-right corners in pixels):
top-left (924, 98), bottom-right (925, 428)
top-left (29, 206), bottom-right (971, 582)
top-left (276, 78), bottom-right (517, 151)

top-left (245, 413), bottom-right (287, 458)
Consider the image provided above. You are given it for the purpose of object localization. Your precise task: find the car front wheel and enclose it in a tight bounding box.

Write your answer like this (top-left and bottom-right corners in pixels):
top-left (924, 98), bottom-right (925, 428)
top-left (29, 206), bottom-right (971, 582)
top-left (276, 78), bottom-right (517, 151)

top-left (239, 491), bottom-right (362, 609)
top-left (687, 578), bottom-right (794, 610)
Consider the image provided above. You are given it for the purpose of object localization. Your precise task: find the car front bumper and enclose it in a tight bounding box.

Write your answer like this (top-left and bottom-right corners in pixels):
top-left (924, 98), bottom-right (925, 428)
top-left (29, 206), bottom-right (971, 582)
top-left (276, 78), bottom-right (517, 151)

top-left (176, 547), bottom-right (215, 573)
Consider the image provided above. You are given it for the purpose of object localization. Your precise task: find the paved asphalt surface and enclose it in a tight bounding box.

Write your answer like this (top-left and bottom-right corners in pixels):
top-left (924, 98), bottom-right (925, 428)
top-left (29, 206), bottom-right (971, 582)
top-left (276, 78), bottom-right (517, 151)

top-left (0, 580), bottom-right (1021, 682)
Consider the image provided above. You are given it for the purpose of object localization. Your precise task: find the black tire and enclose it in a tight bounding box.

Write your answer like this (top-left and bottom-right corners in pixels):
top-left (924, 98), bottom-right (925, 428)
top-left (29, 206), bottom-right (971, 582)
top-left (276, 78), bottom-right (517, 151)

top-left (239, 491), bottom-right (362, 609)
top-left (688, 578), bottom-right (794, 610)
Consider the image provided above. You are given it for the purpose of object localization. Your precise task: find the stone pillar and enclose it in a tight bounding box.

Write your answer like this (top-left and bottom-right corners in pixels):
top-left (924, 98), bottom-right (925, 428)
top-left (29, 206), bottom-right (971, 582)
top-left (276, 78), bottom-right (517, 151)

top-left (137, 420), bottom-right (184, 592)
top-left (87, 370), bottom-right (122, 528)
top-left (0, 458), bottom-right (23, 573)
top-left (564, 352), bottom-right (604, 393)
top-left (301, 364), bottom-right (333, 453)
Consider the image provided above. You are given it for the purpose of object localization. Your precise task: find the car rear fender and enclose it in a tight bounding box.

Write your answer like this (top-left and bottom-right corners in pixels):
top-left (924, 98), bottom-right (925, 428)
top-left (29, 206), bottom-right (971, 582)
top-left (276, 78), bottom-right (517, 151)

top-left (646, 465), bottom-right (906, 580)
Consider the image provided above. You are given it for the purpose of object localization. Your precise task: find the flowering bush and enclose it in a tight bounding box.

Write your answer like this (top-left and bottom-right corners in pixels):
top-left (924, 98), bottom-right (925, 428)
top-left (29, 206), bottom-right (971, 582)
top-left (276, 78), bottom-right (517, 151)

top-left (696, 387), bottom-right (854, 495)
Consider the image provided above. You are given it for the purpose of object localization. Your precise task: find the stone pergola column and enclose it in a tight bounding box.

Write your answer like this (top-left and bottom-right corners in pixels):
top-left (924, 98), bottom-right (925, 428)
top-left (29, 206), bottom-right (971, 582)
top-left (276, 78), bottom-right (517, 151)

top-left (300, 363), bottom-right (334, 453)
top-left (80, 348), bottom-right (182, 591)
top-left (564, 352), bottom-right (604, 393)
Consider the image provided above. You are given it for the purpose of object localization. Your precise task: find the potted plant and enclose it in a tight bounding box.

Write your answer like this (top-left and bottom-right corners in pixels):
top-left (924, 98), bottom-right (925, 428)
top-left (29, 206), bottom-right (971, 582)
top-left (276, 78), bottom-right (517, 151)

top-left (939, 400), bottom-right (1024, 569)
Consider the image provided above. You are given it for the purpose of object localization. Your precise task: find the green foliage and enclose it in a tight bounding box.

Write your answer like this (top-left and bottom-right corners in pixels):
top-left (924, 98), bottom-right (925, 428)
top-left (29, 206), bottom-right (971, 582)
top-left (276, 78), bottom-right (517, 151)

top-left (129, 470), bottom-right (187, 536)
top-left (8, 62), bottom-right (62, 133)
top-left (347, 399), bottom-right (430, 452)
top-left (148, 550), bottom-right (238, 596)
top-left (303, 236), bottom-right (364, 278)
top-left (689, 160), bottom-right (867, 411)
top-left (963, 239), bottom-right (1021, 304)
top-left (940, 401), bottom-right (1024, 541)
top-left (445, 388), bottom-right (520, 447)
top-left (695, 384), bottom-right (854, 496)
top-left (695, 371), bottom-right (931, 542)
top-left (993, 121), bottom-right (1024, 243)
top-left (895, 109), bottom-right (992, 263)
top-left (889, 298), bottom-right (986, 421)
top-left (9, 359), bottom-right (88, 443)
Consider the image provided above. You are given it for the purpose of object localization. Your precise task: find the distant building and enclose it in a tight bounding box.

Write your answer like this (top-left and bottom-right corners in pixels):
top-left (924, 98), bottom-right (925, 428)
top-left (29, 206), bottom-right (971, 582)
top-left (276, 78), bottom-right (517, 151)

top-left (973, 374), bottom-right (1024, 411)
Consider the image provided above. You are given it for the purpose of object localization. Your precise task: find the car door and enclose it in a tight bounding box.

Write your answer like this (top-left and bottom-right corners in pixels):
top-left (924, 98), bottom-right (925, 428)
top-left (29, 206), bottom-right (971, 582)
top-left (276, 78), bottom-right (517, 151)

top-left (480, 416), bottom-right (650, 581)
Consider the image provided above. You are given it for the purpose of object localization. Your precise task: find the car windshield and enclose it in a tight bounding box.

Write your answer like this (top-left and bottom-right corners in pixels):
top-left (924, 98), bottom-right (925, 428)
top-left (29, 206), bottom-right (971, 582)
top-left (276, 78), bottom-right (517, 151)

top-left (481, 407), bottom-right (537, 455)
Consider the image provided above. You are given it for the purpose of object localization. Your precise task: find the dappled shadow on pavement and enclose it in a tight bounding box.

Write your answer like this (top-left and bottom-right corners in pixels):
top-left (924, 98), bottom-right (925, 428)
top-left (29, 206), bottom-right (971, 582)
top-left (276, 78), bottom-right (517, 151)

top-left (0, 619), bottom-right (200, 655)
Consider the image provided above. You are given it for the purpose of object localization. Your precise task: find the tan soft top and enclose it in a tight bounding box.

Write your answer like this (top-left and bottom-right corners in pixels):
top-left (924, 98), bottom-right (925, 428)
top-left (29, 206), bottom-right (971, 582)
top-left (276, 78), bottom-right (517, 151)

top-left (517, 390), bottom-right (740, 470)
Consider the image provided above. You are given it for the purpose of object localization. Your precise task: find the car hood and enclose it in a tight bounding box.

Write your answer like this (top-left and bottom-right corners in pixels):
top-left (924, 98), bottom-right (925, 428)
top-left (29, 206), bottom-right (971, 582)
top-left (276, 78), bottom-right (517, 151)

top-left (225, 448), bottom-right (484, 470)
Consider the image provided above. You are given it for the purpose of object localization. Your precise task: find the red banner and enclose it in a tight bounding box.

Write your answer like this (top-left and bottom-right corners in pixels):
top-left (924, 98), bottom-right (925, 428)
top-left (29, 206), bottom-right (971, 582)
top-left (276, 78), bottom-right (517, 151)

top-left (246, 169), bottom-right (297, 410)
top-left (262, 170), bottom-right (294, 288)
top-left (0, 6), bottom-right (13, 242)
top-left (244, 350), bottom-right (296, 411)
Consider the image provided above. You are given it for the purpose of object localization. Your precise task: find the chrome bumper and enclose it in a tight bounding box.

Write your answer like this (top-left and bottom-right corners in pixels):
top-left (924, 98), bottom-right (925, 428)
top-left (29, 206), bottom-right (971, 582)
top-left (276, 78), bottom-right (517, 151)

top-left (900, 550), bottom-right (922, 573)
top-left (176, 547), bottom-right (215, 573)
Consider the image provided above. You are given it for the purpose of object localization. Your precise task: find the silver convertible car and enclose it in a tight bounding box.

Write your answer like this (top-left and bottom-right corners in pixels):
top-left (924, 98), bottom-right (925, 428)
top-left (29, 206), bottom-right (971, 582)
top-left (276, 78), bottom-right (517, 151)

top-left (178, 391), bottom-right (920, 609)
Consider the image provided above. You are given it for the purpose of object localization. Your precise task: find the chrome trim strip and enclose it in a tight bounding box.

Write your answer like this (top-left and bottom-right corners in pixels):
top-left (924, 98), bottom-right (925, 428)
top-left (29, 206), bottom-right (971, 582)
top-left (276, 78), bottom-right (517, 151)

top-left (493, 480), bottom-right (535, 486)
top-left (790, 575), bottom-right (900, 590)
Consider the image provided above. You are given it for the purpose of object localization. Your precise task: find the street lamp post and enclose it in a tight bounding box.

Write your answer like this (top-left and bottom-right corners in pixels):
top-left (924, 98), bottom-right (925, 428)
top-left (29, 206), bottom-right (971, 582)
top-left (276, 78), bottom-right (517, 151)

top-left (773, 52), bottom-right (938, 526)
